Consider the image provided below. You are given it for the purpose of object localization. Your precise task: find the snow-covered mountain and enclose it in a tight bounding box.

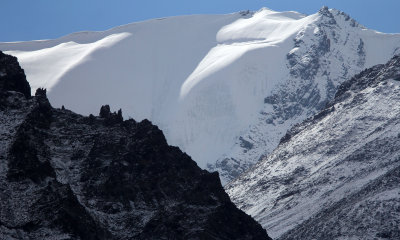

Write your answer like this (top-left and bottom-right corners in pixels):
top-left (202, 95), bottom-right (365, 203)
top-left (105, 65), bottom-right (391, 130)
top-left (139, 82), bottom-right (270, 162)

top-left (1, 7), bottom-right (400, 183)
top-left (226, 55), bottom-right (400, 239)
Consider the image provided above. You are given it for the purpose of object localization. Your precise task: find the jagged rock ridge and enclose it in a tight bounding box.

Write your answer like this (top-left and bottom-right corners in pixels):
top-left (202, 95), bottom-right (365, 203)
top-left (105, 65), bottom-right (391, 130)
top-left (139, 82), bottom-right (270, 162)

top-left (0, 52), bottom-right (270, 240)
top-left (226, 55), bottom-right (400, 239)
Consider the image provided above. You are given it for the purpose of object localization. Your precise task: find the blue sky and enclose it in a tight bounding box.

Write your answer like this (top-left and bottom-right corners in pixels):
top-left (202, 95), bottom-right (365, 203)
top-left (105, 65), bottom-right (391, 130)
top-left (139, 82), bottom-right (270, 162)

top-left (1, 0), bottom-right (399, 42)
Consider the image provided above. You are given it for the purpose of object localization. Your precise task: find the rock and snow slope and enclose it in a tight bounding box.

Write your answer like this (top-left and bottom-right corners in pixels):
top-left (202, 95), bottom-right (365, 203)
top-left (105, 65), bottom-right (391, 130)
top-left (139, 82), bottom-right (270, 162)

top-left (226, 55), bottom-right (400, 239)
top-left (1, 7), bottom-right (400, 183)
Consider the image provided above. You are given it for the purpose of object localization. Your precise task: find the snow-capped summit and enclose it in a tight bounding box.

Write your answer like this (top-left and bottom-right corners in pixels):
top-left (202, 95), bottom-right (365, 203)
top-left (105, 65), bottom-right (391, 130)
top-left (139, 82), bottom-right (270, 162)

top-left (1, 7), bottom-right (400, 183)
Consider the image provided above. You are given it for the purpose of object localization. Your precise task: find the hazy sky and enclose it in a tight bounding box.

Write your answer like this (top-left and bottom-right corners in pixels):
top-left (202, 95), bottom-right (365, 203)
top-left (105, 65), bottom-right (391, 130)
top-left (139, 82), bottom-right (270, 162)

top-left (1, 0), bottom-right (399, 42)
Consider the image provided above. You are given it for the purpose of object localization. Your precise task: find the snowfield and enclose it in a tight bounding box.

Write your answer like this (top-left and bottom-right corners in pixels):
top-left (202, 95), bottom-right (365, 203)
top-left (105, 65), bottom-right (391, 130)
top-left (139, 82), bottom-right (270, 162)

top-left (1, 7), bottom-right (400, 183)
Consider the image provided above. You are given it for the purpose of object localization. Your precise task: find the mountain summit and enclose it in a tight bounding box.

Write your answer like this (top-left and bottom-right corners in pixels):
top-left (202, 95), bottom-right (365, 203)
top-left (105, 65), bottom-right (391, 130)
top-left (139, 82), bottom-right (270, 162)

top-left (1, 7), bottom-right (400, 183)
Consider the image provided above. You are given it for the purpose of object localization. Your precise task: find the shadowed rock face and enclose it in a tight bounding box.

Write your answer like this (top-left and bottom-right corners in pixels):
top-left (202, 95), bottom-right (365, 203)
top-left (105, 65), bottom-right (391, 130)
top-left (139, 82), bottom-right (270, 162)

top-left (0, 51), bottom-right (30, 98)
top-left (0, 51), bottom-right (271, 240)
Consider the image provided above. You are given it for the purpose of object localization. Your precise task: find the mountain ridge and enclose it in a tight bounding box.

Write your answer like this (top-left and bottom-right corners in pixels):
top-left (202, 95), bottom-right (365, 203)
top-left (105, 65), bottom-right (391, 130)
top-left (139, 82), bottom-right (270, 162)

top-left (1, 7), bottom-right (400, 184)
top-left (0, 51), bottom-right (271, 240)
top-left (226, 54), bottom-right (400, 239)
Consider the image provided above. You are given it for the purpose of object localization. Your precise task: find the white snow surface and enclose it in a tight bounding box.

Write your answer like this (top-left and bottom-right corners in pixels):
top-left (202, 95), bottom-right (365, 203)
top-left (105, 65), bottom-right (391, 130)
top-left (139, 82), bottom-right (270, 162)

top-left (1, 7), bottom-right (400, 183)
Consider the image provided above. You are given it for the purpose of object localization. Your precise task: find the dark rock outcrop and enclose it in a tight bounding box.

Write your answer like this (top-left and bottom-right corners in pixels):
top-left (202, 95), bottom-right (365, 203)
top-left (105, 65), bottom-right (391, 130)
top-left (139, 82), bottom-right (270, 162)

top-left (0, 51), bottom-right (270, 240)
top-left (0, 51), bottom-right (30, 98)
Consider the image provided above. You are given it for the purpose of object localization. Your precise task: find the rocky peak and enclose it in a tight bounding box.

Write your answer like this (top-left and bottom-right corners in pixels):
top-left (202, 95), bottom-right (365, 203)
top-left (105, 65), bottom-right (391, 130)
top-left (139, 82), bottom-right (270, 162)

top-left (318, 6), bottom-right (329, 14)
top-left (0, 51), bottom-right (30, 98)
top-left (318, 6), bottom-right (337, 25)
top-left (35, 87), bottom-right (47, 98)
top-left (316, 6), bottom-right (364, 30)
top-left (98, 104), bottom-right (123, 125)
top-left (99, 104), bottom-right (111, 118)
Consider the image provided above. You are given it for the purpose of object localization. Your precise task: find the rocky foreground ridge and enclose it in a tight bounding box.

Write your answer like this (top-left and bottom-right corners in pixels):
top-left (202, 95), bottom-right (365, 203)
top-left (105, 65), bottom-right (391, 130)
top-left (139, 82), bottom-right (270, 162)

top-left (0, 51), bottom-right (270, 240)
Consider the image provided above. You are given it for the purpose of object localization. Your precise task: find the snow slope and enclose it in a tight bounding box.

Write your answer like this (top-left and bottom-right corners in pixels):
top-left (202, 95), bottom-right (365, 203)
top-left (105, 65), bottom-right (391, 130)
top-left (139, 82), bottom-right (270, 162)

top-left (226, 55), bottom-right (400, 239)
top-left (1, 7), bottom-right (400, 183)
